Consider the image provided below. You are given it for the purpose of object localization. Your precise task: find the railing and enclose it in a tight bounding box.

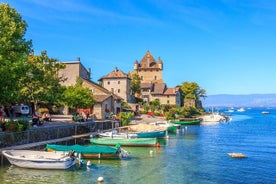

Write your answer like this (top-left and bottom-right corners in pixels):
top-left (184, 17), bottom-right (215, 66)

top-left (0, 122), bottom-right (96, 149)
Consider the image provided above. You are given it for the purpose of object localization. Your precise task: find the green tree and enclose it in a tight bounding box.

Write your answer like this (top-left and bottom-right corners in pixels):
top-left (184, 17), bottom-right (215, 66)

top-left (149, 99), bottom-right (161, 112)
top-left (180, 82), bottom-right (206, 100)
top-left (63, 77), bottom-right (95, 111)
top-left (18, 51), bottom-right (66, 111)
top-left (130, 72), bottom-right (141, 95)
top-left (0, 3), bottom-right (32, 104)
top-left (119, 112), bottom-right (134, 126)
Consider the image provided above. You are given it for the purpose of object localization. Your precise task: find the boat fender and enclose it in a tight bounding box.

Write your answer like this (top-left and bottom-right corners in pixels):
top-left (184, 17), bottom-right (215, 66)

top-left (86, 160), bottom-right (92, 167)
top-left (98, 177), bottom-right (104, 182)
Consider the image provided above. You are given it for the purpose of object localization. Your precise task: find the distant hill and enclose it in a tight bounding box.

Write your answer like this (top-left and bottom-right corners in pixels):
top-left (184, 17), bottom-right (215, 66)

top-left (201, 94), bottom-right (276, 107)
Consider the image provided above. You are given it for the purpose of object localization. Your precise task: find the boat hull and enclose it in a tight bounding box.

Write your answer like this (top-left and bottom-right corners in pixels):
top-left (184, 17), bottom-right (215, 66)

top-left (90, 137), bottom-right (158, 147)
top-left (2, 150), bottom-right (75, 170)
top-left (136, 130), bottom-right (167, 138)
top-left (46, 144), bottom-right (120, 159)
top-left (170, 119), bottom-right (201, 125)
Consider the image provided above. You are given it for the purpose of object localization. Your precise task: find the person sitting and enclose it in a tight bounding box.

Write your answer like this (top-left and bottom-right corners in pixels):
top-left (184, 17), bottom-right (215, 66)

top-left (42, 112), bottom-right (51, 122)
top-left (32, 112), bottom-right (40, 126)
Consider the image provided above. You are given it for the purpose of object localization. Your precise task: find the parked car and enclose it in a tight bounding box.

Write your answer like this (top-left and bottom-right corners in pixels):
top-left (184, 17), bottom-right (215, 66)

top-left (14, 105), bottom-right (30, 115)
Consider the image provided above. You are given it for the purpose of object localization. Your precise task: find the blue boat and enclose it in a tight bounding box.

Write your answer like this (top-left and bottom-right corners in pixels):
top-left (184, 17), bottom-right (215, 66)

top-left (135, 130), bottom-right (167, 138)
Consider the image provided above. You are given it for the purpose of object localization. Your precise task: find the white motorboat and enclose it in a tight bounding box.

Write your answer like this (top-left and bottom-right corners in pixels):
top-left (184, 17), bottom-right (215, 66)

top-left (237, 108), bottom-right (245, 112)
top-left (99, 130), bottom-right (137, 139)
top-left (202, 112), bottom-right (226, 122)
top-left (2, 150), bottom-right (76, 169)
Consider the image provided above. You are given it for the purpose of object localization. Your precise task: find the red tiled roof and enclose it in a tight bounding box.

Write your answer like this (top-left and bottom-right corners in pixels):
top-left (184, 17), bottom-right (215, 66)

top-left (99, 67), bottom-right (128, 80)
top-left (164, 88), bottom-right (177, 95)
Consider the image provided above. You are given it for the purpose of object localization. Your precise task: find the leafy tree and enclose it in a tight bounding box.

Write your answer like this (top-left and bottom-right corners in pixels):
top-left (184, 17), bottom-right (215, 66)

top-left (180, 82), bottom-right (206, 100)
top-left (18, 51), bottom-right (65, 111)
top-left (63, 77), bottom-right (95, 111)
top-left (149, 99), bottom-right (161, 112)
top-left (130, 72), bottom-right (141, 95)
top-left (0, 3), bottom-right (32, 104)
top-left (119, 112), bottom-right (134, 126)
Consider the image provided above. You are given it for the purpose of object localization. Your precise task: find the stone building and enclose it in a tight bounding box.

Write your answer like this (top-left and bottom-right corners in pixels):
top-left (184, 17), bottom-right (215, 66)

top-left (131, 51), bottom-right (181, 107)
top-left (58, 58), bottom-right (91, 86)
top-left (58, 59), bottom-right (122, 119)
top-left (133, 50), bottom-right (163, 83)
top-left (82, 79), bottom-right (122, 119)
top-left (98, 67), bottom-right (132, 103)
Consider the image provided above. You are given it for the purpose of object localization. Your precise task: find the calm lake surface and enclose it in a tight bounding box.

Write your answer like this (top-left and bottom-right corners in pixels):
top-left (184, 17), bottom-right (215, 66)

top-left (0, 108), bottom-right (275, 184)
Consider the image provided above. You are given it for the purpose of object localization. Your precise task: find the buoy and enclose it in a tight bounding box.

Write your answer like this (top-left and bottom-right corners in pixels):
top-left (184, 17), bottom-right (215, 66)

top-left (98, 176), bottom-right (104, 182)
top-left (150, 150), bottom-right (153, 155)
top-left (87, 160), bottom-right (92, 167)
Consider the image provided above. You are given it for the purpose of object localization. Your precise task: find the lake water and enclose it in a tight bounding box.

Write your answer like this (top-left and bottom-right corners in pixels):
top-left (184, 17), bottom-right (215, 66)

top-left (0, 108), bottom-right (275, 184)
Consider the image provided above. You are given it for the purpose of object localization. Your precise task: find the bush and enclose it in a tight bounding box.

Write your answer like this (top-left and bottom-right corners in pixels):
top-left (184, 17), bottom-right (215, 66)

top-left (119, 112), bottom-right (134, 126)
top-left (38, 108), bottom-right (49, 114)
top-left (2, 120), bottom-right (30, 132)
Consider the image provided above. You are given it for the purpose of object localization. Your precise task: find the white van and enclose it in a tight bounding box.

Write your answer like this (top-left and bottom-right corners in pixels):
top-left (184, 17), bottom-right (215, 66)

top-left (14, 105), bottom-right (30, 115)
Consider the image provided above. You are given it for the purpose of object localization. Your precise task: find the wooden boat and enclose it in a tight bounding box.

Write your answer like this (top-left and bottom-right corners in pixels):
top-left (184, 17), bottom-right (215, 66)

top-left (2, 149), bottom-right (76, 169)
top-left (135, 129), bottom-right (167, 138)
top-left (262, 111), bottom-right (269, 115)
top-left (227, 152), bottom-right (247, 158)
top-left (90, 137), bottom-right (158, 147)
top-left (126, 124), bottom-right (167, 138)
top-left (170, 119), bottom-right (201, 125)
top-left (46, 144), bottom-right (121, 159)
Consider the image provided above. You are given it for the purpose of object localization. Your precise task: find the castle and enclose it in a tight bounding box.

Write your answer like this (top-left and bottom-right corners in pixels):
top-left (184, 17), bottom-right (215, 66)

top-left (102, 51), bottom-right (181, 106)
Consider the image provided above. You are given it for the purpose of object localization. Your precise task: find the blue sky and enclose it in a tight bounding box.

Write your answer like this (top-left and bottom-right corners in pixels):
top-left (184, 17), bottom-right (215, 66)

top-left (3, 0), bottom-right (276, 95)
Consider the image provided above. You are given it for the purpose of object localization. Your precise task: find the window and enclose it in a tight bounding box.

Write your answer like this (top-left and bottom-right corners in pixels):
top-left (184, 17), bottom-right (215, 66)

top-left (118, 81), bottom-right (120, 84)
top-left (111, 88), bottom-right (114, 93)
top-left (141, 76), bottom-right (143, 80)
top-left (118, 89), bottom-right (120, 93)
top-left (154, 76), bottom-right (157, 80)
top-left (167, 100), bottom-right (170, 104)
top-left (107, 81), bottom-right (110, 85)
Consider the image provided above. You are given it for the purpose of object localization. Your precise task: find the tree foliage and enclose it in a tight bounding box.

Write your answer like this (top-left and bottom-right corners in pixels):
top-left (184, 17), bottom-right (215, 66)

top-left (130, 72), bottom-right (141, 95)
top-left (0, 3), bottom-right (32, 104)
top-left (119, 112), bottom-right (134, 126)
top-left (180, 82), bottom-right (206, 100)
top-left (63, 78), bottom-right (95, 110)
top-left (18, 51), bottom-right (66, 110)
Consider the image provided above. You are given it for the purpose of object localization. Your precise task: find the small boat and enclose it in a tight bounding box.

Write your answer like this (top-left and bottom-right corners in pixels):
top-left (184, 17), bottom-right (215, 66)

top-left (135, 129), bottom-right (167, 138)
top-left (90, 137), bottom-right (158, 147)
top-left (170, 119), bottom-right (201, 125)
top-left (237, 108), bottom-right (245, 112)
top-left (46, 144), bottom-right (122, 159)
top-left (99, 130), bottom-right (137, 139)
top-left (149, 121), bottom-right (178, 132)
top-left (227, 153), bottom-right (247, 158)
top-left (2, 149), bottom-right (76, 169)
top-left (262, 111), bottom-right (269, 115)
top-left (201, 113), bottom-right (226, 122)
top-left (126, 124), bottom-right (167, 138)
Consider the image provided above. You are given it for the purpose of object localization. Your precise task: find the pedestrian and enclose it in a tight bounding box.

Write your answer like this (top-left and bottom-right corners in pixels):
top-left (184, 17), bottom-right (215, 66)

top-left (0, 106), bottom-right (3, 122)
top-left (9, 105), bottom-right (14, 120)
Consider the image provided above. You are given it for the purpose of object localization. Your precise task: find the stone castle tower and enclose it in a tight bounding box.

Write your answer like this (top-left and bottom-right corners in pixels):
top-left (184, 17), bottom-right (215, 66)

top-left (133, 50), bottom-right (163, 83)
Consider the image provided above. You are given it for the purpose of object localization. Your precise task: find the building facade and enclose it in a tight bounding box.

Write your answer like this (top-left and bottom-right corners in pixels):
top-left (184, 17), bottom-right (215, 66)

top-left (58, 59), bottom-right (122, 119)
top-left (133, 50), bottom-right (163, 83)
top-left (131, 51), bottom-right (181, 107)
top-left (99, 67), bottom-right (132, 103)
